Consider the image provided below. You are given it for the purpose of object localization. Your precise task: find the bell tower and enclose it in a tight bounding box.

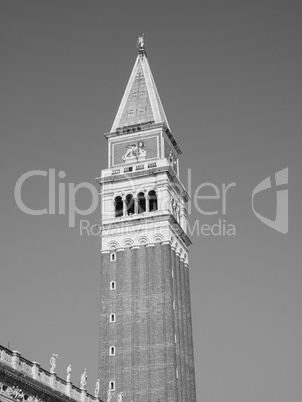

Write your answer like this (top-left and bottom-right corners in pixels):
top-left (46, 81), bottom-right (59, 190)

top-left (97, 37), bottom-right (196, 402)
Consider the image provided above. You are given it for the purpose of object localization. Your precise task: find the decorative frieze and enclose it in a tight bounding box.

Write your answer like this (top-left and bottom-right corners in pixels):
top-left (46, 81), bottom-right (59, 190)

top-left (0, 346), bottom-right (98, 402)
top-left (0, 382), bottom-right (42, 402)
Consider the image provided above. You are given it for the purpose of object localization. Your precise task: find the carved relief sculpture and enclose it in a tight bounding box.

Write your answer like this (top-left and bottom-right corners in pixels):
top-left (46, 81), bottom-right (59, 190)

top-left (122, 141), bottom-right (146, 163)
top-left (0, 382), bottom-right (41, 402)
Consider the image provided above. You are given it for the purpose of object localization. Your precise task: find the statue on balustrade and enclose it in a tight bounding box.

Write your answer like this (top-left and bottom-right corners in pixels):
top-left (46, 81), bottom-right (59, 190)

top-left (94, 379), bottom-right (100, 397)
top-left (66, 364), bottom-right (72, 382)
top-left (49, 354), bottom-right (58, 373)
top-left (117, 392), bottom-right (123, 402)
top-left (80, 368), bottom-right (87, 389)
top-left (106, 388), bottom-right (112, 402)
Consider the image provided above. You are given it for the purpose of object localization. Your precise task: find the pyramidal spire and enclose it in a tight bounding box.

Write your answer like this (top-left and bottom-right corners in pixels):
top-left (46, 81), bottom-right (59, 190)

top-left (110, 35), bottom-right (170, 132)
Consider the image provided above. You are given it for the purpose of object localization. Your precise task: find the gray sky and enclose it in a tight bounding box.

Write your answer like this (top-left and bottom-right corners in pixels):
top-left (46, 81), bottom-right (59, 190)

top-left (1, 1), bottom-right (301, 401)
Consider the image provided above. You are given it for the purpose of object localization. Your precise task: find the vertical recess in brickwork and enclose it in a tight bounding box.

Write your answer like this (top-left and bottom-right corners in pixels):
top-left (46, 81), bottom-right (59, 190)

top-left (133, 246), bottom-right (141, 399)
top-left (182, 259), bottom-right (190, 402)
top-left (130, 247), bottom-right (137, 400)
top-left (162, 243), bottom-right (175, 401)
top-left (121, 247), bottom-right (133, 399)
top-left (171, 248), bottom-right (179, 399)
top-left (169, 244), bottom-right (178, 401)
top-left (146, 244), bottom-right (152, 399)
top-left (180, 253), bottom-right (187, 400)
top-left (159, 243), bottom-right (168, 402)
top-left (185, 265), bottom-right (196, 399)
top-left (179, 257), bottom-right (188, 400)
top-left (185, 263), bottom-right (192, 399)
top-left (138, 245), bottom-right (148, 397)
top-left (111, 250), bottom-right (118, 385)
top-left (99, 252), bottom-right (110, 392)
top-left (152, 243), bottom-right (165, 397)
top-left (109, 250), bottom-right (121, 391)
top-left (157, 242), bottom-right (166, 396)
top-left (175, 250), bottom-right (184, 401)
top-left (147, 244), bottom-right (156, 396)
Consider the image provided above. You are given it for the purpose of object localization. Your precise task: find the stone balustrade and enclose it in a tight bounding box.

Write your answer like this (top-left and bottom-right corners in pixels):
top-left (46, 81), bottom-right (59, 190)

top-left (100, 157), bottom-right (175, 178)
top-left (0, 346), bottom-right (99, 402)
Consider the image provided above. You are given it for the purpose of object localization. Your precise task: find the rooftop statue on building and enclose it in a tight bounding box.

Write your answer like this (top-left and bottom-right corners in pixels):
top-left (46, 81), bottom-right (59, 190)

top-left (117, 392), bottom-right (123, 402)
top-left (94, 379), bottom-right (100, 397)
top-left (66, 364), bottom-right (72, 382)
top-left (80, 368), bottom-right (87, 389)
top-left (49, 354), bottom-right (58, 373)
top-left (106, 388), bottom-right (112, 402)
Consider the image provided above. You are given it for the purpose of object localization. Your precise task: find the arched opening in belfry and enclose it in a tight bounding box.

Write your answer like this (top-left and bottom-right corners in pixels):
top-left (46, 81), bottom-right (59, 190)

top-left (126, 194), bottom-right (135, 215)
top-left (114, 196), bottom-right (123, 217)
top-left (137, 192), bottom-right (146, 213)
top-left (148, 190), bottom-right (158, 211)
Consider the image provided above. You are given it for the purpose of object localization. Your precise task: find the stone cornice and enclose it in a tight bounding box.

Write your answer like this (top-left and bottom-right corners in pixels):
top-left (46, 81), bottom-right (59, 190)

top-left (0, 366), bottom-right (71, 402)
top-left (168, 215), bottom-right (192, 247)
top-left (0, 347), bottom-right (102, 402)
top-left (96, 164), bottom-right (189, 202)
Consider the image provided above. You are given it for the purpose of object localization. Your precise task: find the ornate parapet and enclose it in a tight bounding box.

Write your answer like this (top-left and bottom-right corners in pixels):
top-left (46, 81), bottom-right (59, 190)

top-left (0, 346), bottom-right (102, 402)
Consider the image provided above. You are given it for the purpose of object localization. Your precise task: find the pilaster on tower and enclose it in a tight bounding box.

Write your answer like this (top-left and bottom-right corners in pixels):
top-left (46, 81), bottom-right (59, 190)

top-left (97, 37), bottom-right (196, 402)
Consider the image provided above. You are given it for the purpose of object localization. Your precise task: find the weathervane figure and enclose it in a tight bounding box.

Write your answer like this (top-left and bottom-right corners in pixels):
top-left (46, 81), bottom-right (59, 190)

top-left (137, 34), bottom-right (145, 51)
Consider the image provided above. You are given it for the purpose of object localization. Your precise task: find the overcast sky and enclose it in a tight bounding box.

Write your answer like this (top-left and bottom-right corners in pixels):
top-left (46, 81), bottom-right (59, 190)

top-left (1, 1), bottom-right (301, 401)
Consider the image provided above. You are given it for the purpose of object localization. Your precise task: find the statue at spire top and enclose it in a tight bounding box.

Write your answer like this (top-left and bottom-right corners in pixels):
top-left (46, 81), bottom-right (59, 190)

top-left (137, 34), bottom-right (145, 52)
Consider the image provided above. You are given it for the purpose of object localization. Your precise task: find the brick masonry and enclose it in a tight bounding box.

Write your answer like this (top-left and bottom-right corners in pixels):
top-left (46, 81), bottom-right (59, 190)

top-left (98, 243), bottom-right (196, 402)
